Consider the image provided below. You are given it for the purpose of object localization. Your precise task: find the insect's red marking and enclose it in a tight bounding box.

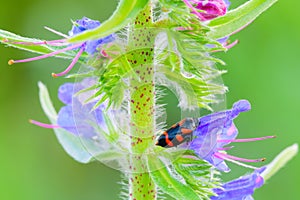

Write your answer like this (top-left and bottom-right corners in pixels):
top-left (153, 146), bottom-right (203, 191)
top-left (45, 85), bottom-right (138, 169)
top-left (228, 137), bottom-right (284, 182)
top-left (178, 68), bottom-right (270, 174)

top-left (164, 131), bottom-right (174, 147)
top-left (176, 135), bottom-right (184, 142)
top-left (181, 128), bottom-right (193, 135)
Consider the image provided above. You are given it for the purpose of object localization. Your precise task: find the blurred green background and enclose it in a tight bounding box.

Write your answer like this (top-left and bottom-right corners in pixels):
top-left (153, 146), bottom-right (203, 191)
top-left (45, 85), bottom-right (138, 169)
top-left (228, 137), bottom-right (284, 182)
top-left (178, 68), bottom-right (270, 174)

top-left (0, 0), bottom-right (299, 199)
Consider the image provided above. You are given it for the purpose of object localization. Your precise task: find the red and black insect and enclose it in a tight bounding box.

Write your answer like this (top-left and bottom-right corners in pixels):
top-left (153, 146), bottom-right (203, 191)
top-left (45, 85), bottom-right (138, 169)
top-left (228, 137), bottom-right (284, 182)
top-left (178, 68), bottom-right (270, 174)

top-left (155, 118), bottom-right (199, 148)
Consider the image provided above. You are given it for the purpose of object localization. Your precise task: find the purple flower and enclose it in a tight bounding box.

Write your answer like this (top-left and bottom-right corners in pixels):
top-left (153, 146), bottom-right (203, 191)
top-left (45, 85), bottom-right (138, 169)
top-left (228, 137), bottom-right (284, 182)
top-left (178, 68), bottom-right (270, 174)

top-left (211, 168), bottom-right (265, 200)
top-left (57, 79), bottom-right (105, 138)
top-left (183, 0), bottom-right (229, 21)
top-left (30, 79), bottom-right (106, 138)
top-left (190, 100), bottom-right (274, 172)
top-left (69, 17), bottom-right (114, 55)
top-left (7, 17), bottom-right (114, 77)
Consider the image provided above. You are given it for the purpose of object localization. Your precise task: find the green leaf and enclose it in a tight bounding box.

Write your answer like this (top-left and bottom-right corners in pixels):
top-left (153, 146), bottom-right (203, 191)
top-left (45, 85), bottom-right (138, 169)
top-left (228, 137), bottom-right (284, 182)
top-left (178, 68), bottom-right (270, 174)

top-left (148, 156), bottom-right (200, 200)
top-left (38, 82), bottom-right (94, 163)
top-left (207, 0), bottom-right (278, 39)
top-left (173, 153), bottom-right (220, 198)
top-left (261, 143), bottom-right (298, 182)
top-left (158, 64), bottom-right (227, 110)
top-left (0, 29), bottom-right (81, 59)
top-left (68, 0), bottom-right (150, 43)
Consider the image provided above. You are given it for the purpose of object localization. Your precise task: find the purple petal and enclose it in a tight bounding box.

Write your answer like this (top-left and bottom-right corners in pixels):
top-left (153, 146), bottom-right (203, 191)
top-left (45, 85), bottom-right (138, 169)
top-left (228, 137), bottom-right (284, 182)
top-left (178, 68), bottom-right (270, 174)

top-left (85, 34), bottom-right (114, 55)
top-left (218, 123), bottom-right (238, 147)
top-left (58, 83), bottom-right (76, 105)
top-left (57, 104), bottom-right (96, 138)
top-left (223, 0), bottom-right (231, 8)
top-left (232, 100), bottom-right (251, 116)
top-left (57, 78), bottom-right (106, 138)
top-left (58, 82), bottom-right (85, 105)
top-left (67, 17), bottom-right (115, 55)
top-left (69, 17), bottom-right (101, 36)
top-left (211, 156), bottom-right (230, 172)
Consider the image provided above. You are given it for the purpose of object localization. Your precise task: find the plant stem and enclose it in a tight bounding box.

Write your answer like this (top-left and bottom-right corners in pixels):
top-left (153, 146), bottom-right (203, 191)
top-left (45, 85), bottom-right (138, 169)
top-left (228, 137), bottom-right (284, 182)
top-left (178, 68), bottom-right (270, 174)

top-left (128, 2), bottom-right (157, 200)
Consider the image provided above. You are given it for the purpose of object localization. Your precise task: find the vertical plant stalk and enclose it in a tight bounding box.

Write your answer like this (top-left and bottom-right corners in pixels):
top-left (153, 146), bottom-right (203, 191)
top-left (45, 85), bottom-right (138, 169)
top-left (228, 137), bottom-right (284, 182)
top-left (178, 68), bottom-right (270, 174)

top-left (127, 2), bottom-right (157, 200)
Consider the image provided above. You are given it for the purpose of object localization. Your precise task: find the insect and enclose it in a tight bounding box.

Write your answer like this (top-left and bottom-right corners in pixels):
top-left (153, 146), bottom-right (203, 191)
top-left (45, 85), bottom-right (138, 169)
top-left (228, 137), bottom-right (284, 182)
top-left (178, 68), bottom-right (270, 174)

top-left (155, 118), bottom-right (199, 148)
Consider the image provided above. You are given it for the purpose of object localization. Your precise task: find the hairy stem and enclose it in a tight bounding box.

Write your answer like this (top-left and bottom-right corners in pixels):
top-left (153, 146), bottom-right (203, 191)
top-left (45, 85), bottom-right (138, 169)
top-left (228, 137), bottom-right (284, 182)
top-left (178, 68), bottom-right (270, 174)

top-left (127, 2), bottom-right (157, 200)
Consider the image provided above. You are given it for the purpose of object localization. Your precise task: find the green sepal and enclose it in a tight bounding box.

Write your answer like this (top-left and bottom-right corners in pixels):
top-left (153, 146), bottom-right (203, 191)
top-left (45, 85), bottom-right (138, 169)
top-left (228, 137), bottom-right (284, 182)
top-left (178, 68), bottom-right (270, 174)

top-left (0, 29), bottom-right (86, 59)
top-left (68, 0), bottom-right (150, 43)
top-left (207, 0), bottom-right (278, 39)
top-left (148, 155), bottom-right (200, 200)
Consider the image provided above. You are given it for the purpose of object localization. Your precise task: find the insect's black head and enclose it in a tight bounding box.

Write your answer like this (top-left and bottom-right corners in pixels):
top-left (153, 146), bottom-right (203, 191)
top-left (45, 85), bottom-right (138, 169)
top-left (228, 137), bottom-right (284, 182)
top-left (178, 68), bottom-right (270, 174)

top-left (155, 134), bottom-right (168, 148)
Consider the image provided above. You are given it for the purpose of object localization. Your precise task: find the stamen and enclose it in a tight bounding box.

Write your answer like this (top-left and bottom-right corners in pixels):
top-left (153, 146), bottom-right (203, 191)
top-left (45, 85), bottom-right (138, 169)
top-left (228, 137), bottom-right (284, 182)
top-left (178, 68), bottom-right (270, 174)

top-left (229, 20), bottom-right (254, 37)
top-left (101, 49), bottom-right (108, 57)
top-left (214, 153), bottom-right (259, 170)
top-left (215, 152), bottom-right (266, 163)
top-left (182, 0), bottom-right (207, 21)
top-left (218, 135), bottom-right (276, 143)
top-left (8, 60), bottom-right (14, 65)
top-left (8, 43), bottom-right (83, 65)
top-left (52, 46), bottom-right (85, 77)
top-left (224, 39), bottom-right (239, 50)
top-left (29, 119), bottom-right (60, 129)
top-left (217, 146), bottom-right (234, 151)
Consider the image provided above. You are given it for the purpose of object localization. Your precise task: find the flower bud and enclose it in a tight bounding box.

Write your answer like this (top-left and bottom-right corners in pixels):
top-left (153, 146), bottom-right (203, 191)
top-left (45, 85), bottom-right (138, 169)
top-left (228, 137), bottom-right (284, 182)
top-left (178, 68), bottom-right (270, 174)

top-left (194, 0), bottom-right (228, 21)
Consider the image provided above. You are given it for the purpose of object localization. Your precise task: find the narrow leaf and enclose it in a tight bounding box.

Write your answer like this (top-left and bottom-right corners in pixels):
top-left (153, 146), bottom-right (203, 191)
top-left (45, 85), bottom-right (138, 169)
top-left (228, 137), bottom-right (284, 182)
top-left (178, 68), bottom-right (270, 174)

top-left (68, 0), bottom-right (149, 43)
top-left (148, 156), bottom-right (199, 200)
top-left (207, 0), bottom-right (278, 39)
